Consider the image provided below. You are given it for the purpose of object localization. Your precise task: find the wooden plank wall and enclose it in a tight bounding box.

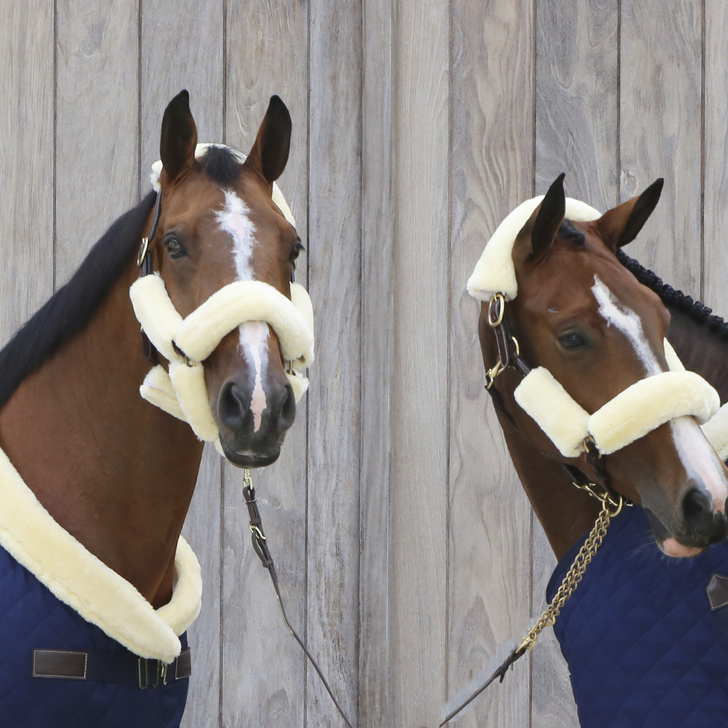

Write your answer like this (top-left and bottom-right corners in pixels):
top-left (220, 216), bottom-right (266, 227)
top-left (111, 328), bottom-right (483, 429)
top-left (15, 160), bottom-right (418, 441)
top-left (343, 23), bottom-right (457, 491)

top-left (1, 1), bottom-right (726, 726)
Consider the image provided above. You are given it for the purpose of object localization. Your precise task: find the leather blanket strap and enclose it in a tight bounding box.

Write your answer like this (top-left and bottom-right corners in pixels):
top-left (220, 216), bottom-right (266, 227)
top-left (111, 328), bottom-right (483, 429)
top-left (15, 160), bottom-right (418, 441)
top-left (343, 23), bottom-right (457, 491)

top-left (548, 506), bottom-right (728, 728)
top-left (0, 544), bottom-right (189, 728)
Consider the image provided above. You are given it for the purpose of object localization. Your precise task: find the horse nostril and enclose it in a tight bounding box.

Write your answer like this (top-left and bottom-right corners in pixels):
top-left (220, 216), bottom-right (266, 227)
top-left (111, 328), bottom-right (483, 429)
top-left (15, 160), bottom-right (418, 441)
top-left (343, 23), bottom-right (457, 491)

top-left (218, 380), bottom-right (250, 431)
top-left (278, 383), bottom-right (296, 431)
top-left (681, 487), bottom-right (713, 531)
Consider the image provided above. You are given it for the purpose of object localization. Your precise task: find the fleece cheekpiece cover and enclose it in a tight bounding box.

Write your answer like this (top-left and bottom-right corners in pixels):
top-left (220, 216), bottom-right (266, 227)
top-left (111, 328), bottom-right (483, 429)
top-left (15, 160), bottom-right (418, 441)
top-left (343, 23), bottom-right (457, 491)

top-left (470, 194), bottom-right (728, 460)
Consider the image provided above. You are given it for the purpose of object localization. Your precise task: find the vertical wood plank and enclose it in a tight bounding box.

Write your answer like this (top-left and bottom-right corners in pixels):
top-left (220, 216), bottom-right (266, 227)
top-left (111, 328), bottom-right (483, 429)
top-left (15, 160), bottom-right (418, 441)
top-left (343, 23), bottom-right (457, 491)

top-left (307, 3), bottom-right (362, 725)
top-left (620, 0), bottom-right (702, 290)
top-left (0, 2), bottom-right (54, 340)
top-left (139, 5), bottom-right (225, 726)
top-left (222, 2), bottom-right (310, 725)
top-left (704, 2), bottom-right (728, 314)
top-left (448, 1), bottom-right (534, 726)
top-left (359, 0), bottom-right (394, 725)
top-left (532, 2), bottom-right (619, 726)
top-left (391, 0), bottom-right (449, 725)
top-left (56, 0), bottom-right (139, 283)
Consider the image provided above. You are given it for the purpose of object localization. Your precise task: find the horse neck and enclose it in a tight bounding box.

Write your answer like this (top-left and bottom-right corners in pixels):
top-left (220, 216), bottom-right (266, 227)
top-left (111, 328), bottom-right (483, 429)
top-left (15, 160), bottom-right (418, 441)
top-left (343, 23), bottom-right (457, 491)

top-left (667, 307), bottom-right (728, 402)
top-left (0, 261), bottom-right (204, 608)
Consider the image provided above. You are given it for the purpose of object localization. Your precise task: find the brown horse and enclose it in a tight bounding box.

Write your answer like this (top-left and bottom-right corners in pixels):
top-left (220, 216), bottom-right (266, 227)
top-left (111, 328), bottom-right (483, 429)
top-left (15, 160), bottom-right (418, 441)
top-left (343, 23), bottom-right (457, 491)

top-left (0, 91), bottom-right (308, 725)
top-left (464, 178), bottom-right (728, 728)
top-left (474, 175), bottom-right (728, 560)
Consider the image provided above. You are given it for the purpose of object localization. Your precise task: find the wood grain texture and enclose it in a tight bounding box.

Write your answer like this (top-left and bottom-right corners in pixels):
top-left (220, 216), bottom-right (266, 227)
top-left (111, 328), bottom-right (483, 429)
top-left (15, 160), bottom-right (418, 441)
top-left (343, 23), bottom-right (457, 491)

top-left (620, 0), bottom-right (702, 291)
top-left (0, 1), bottom-right (54, 339)
top-left (306, 2), bottom-right (362, 725)
top-left (222, 2), bottom-right (310, 725)
top-left (391, 0), bottom-right (449, 725)
top-left (55, 0), bottom-right (139, 282)
top-left (532, 3), bottom-right (619, 726)
top-left (359, 0), bottom-right (394, 725)
top-left (138, 5), bottom-right (225, 725)
top-left (703, 1), bottom-right (728, 315)
top-left (448, 1), bottom-right (534, 726)
top-left (140, 0), bottom-right (223, 187)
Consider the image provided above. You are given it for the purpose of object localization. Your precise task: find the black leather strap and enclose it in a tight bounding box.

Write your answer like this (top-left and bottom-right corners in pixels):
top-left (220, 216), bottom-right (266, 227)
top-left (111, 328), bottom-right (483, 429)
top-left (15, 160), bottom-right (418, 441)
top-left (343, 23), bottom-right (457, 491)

top-left (32, 647), bottom-right (191, 689)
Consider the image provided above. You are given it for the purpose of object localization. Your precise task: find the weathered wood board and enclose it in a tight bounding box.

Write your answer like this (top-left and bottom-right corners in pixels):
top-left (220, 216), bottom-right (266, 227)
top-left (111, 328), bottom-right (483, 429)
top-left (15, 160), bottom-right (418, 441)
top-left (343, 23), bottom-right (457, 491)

top-left (1, 2), bottom-right (724, 726)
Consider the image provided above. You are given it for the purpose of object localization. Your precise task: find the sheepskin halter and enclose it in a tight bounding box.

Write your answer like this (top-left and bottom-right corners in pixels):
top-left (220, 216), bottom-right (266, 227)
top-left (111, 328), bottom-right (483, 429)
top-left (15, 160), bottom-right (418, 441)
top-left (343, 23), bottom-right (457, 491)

top-left (468, 195), bottom-right (728, 461)
top-left (130, 144), bottom-right (314, 445)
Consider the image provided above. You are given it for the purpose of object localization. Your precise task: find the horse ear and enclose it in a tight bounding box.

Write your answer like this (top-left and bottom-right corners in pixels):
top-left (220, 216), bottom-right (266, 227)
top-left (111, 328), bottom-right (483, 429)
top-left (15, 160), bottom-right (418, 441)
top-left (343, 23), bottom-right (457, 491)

top-left (244, 96), bottom-right (292, 185)
top-left (596, 179), bottom-right (664, 250)
top-left (529, 173), bottom-right (566, 259)
top-left (160, 90), bottom-right (198, 182)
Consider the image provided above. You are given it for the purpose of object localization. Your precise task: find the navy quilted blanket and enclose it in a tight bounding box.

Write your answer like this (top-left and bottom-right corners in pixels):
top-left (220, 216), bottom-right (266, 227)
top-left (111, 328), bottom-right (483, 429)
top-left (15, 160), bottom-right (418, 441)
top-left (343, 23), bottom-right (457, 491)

top-left (0, 545), bottom-right (189, 728)
top-left (548, 506), bottom-right (728, 728)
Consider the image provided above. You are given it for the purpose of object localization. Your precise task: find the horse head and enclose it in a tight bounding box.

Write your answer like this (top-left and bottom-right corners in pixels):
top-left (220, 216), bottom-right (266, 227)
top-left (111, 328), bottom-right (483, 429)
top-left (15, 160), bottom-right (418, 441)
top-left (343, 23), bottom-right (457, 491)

top-left (135, 91), bottom-right (311, 468)
top-left (476, 174), bottom-right (728, 556)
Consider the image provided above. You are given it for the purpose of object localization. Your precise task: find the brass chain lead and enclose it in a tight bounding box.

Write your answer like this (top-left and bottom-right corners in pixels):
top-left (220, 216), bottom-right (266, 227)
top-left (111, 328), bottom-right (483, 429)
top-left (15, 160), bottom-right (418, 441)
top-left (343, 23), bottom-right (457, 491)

top-left (516, 492), bottom-right (623, 653)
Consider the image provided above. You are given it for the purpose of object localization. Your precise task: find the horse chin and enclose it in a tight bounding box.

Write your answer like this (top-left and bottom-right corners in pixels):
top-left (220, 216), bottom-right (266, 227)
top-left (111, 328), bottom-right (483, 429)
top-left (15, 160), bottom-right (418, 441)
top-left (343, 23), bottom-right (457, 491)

top-left (645, 508), bottom-right (710, 558)
top-left (219, 438), bottom-right (282, 468)
top-left (659, 537), bottom-right (705, 558)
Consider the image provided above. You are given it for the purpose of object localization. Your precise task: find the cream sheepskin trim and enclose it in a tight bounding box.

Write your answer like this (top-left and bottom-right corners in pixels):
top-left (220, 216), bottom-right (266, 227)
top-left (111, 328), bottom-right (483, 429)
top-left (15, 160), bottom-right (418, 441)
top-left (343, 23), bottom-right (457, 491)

top-left (129, 275), bottom-right (183, 363)
top-left (516, 369), bottom-right (720, 458)
top-left (139, 366), bottom-right (187, 422)
top-left (0, 446), bottom-right (201, 662)
top-left (176, 280), bottom-right (314, 367)
top-left (169, 361), bottom-right (220, 442)
top-left (703, 403), bottom-right (728, 461)
top-left (589, 371), bottom-right (719, 455)
top-left (514, 368), bottom-right (590, 458)
top-left (664, 339), bottom-right (685, 372)
top-left (150, 143), bottom-right (296, 227)
top-left (467, 197), bottom-right (601, 302)
top-left (287, 370), bottom-right (309, 402)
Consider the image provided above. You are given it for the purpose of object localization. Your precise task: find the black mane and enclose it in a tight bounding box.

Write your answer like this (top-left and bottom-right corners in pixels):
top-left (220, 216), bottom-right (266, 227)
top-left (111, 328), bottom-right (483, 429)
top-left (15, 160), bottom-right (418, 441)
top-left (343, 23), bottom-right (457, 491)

top-left (0, 191), bottom-right (157, 411)
top-left (616, 249), bottom-right (728, 341)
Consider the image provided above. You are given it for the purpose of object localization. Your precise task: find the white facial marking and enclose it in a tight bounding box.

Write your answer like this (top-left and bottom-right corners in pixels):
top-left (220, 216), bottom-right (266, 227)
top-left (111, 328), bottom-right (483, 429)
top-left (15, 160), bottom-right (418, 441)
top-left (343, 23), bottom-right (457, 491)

top-left (591, 276), bottom-right (660, 375)
top-left (670, 416), bottom-right (728, 514)
top-left (217, 190), bottom-right (271, 431)
top-left (240, 321), bottom-right (269, 432)
top-left (592, 275), bottom-right (727, 515)
top-left (216, 190), bottom-right (256, 282)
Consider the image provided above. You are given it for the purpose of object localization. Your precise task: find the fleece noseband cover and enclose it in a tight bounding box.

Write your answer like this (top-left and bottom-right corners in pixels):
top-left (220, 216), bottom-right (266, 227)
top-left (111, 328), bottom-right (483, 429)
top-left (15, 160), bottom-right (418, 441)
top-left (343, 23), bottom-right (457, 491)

top-left (130, 275), bottom-right (314, 443)
top-left (469, 194), bottom-right (728, 460)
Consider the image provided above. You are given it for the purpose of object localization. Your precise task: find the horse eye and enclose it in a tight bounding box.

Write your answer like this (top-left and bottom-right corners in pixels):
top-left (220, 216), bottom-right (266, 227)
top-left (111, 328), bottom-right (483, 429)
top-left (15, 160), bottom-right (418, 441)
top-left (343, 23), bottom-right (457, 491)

top-left (558, 331), bottom-right (590, 350)
top-left (165, 237), bottom-right (186, 259)
top-left (289, 241), bottom-right (304, 266)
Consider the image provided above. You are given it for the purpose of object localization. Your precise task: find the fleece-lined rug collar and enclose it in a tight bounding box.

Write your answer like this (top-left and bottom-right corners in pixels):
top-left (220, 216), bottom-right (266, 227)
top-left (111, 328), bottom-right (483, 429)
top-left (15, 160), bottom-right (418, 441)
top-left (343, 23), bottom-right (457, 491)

top-left (0, 446), bottom-right (201, 663)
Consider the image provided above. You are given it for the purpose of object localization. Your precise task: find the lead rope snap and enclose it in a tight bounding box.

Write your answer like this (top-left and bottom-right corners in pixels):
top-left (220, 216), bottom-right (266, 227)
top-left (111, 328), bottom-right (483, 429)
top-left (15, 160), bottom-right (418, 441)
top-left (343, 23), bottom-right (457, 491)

top-left (242, 469), bottom-right (354, 728)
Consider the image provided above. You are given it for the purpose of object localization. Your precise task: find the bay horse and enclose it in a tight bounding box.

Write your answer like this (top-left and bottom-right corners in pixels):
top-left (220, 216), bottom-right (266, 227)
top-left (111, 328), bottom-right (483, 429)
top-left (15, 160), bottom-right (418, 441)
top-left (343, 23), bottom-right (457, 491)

top-left (461, 176), bottom-right (728, 727)
top-left (0, 91), bottom-right (312, 727)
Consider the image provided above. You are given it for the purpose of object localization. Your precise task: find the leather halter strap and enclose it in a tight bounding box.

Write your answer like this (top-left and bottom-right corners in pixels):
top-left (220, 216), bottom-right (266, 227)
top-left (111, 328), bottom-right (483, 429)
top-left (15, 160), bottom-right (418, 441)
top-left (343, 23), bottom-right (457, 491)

top-left (483, 293), bottom-right (624, 504)
top-left (137, 191), bottom-right (163, 364)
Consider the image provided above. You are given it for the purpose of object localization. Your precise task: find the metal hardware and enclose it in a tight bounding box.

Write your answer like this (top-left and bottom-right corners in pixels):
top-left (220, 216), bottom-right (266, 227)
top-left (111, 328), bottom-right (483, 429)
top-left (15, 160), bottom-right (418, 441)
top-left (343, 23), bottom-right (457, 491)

top-left (138, 658), bottom-right (149, 690)
top-left (136, 237), bottom-right (150, 267)
top-left (488, 292), bottom-right (506, 327)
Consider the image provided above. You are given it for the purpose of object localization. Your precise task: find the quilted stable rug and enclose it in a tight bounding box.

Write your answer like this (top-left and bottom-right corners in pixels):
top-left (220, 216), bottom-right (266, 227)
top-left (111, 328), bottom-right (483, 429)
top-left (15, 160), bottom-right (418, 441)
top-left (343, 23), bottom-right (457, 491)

top-left (548, 506), bottom-right (728, 728)
top-left (0, 544), bottom-right (189, 728)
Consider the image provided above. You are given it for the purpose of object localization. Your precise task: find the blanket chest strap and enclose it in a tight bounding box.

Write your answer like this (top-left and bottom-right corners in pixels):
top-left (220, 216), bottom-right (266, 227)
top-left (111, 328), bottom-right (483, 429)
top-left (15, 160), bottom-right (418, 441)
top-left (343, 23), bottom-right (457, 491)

top-left (32, 648), bottom-right (191, 688)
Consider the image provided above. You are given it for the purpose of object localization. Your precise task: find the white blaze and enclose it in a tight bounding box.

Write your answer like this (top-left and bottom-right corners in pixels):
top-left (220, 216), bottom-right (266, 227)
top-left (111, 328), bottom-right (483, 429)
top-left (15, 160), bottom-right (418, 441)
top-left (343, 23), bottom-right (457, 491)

top-left (216, 191), bottom-right (269, 431)
top-left (592, 275), bottom-right (727, 513)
